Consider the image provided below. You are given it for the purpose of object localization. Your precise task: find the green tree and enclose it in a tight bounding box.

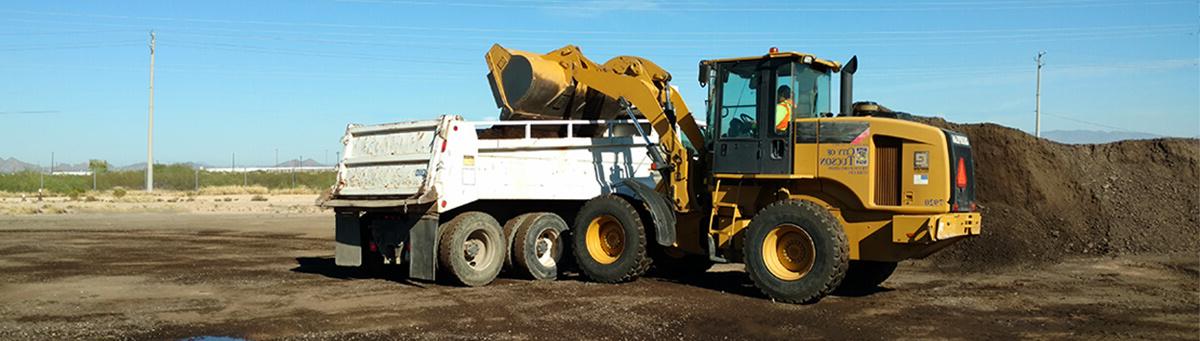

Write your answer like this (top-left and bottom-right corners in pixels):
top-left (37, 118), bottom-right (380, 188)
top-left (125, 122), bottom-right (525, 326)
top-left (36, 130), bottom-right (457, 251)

top-left (88, 159), bottom-right (109, 173)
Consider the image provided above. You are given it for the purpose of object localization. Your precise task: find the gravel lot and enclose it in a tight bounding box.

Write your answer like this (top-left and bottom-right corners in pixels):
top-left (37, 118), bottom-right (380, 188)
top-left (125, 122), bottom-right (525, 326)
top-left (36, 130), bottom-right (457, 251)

top-left (0, 212), bottom-right (1195, 340)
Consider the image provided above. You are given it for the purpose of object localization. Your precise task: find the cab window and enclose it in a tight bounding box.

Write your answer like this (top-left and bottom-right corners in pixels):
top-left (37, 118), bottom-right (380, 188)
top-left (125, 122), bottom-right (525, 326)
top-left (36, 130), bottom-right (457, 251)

top-left (717, 63), bottom-right (758, 139)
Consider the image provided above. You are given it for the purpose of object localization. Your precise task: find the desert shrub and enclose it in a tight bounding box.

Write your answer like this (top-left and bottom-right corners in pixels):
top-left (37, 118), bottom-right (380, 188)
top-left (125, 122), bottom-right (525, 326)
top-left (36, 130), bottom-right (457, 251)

top-left (112, 187), bottom-right (127, 198)
top-left (250, 195), bottom-right (268, 202)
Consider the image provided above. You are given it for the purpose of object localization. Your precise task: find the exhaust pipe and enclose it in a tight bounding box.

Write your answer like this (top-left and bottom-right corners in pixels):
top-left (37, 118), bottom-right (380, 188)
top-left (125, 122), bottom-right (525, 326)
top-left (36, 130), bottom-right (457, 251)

top-left (840, 56), bottom-right (858, 116)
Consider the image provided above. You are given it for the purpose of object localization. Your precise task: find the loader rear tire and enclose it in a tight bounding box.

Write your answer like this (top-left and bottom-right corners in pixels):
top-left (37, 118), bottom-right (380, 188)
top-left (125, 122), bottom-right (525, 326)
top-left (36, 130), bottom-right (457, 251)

top-left (835, 261), bottom-right (898, 294)
top-left (572, 195), bottom-right (651, 283)
top-left (512, 213), bottom-right (567, 280)
top-left (744, 200), bottom-right (848, 304)
top-left (438, 212), bottom-right (505, 287)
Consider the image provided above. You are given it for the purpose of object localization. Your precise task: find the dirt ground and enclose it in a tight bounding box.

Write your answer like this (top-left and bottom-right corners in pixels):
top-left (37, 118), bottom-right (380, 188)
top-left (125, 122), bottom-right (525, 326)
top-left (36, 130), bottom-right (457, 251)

top-left (0, 212), bottom-right (1195, 340)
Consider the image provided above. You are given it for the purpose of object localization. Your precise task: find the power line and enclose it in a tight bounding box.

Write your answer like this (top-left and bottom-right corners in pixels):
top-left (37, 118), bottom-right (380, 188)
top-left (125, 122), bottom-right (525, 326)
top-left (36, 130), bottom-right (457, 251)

top-left (1041, 112), bottom-right (1159, 135)
top-left (0, 110), bottom-right (61, 115)
top-left (3, 9), bottom-right (1195, 37)
top-left (335, 0), bottom-right (1192, 12)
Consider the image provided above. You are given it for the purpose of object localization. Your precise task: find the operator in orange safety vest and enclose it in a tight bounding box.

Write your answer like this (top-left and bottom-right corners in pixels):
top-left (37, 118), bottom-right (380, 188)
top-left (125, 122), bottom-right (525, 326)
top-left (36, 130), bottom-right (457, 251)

top-left (774, 85), bottom-right (793, 133)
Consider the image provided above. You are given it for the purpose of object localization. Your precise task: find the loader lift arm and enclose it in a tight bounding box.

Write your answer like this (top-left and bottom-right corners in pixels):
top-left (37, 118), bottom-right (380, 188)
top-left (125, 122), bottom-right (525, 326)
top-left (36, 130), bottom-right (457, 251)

top-left (485, 44), bottom-right (706, 212)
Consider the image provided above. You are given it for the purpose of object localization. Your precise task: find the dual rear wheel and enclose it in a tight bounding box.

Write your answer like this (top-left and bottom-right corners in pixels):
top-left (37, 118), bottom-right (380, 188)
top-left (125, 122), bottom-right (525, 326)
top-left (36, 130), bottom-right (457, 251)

top-left (439, 211), bottom-right (568, 286)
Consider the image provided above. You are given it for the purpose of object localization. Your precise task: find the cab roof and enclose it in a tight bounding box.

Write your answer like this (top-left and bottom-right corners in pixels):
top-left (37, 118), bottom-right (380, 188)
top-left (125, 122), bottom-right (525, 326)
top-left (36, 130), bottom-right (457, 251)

top-left (703, 51), bottom-right (841, 72)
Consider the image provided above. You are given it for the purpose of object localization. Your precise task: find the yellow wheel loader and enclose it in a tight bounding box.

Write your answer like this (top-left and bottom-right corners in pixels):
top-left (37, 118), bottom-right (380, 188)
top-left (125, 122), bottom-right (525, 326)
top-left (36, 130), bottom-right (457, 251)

top-left (485, 44), bottom-right (981, 303)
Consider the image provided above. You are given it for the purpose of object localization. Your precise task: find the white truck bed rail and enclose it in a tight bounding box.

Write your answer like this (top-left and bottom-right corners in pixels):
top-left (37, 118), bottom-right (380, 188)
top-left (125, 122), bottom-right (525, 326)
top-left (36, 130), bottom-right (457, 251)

top-left (322, 115), bottom-right (658, 212)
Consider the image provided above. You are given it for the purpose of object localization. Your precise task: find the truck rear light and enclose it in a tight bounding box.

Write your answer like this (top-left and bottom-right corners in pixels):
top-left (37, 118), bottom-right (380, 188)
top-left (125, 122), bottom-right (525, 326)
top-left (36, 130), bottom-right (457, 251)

top-left (952, 203), bottom-right (959, 211)
top-left (955, 157), bottom-right (968, 189)
top-left (969, 202), bottom-right (977, 212)
top-left (369, 242), bottom-right (378, 252)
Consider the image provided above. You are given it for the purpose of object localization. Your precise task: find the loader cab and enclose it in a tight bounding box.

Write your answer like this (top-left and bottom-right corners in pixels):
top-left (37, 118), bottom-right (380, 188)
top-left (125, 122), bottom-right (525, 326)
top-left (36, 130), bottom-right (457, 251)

top-left (701, 51), bottom-right (834, 175)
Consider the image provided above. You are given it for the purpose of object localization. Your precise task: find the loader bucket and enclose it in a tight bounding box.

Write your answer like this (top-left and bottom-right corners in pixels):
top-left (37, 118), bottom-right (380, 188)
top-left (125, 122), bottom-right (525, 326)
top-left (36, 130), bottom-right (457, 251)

top-left (484, 44), bottom-right (672, 122)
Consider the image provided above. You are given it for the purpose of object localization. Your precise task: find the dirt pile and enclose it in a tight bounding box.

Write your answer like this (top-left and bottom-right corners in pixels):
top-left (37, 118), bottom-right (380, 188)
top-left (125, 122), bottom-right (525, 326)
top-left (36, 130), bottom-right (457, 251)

top-left (918, 117), bottom-right (1199, 269)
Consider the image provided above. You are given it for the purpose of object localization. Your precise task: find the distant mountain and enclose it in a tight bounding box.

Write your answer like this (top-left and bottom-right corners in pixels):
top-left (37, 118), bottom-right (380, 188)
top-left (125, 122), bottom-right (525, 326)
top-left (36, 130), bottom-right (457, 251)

top-left (0, 157), bottom-right (41, 173)
top-left (1043, 130), bottom-right (1161, 144)
top-left (115, 162), bottom-right (147, 171)
top-left (0, 158), bottom-right (93, 173)
top-left (275, 158), bottom-right (329, 168)
top-left (51, 162), bottom-right (89, 172)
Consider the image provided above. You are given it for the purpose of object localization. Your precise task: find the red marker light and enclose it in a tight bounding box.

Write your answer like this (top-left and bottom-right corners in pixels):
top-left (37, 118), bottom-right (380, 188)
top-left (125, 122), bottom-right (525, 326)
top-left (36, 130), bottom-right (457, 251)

top-left (956, 157), bottom-right (968, 189)
top-left (441, 200), bottom-right (447, 208)
top-left (769, 47), bottom-right (779, 54)
top-left (441, 140), bottom-right (447, 153)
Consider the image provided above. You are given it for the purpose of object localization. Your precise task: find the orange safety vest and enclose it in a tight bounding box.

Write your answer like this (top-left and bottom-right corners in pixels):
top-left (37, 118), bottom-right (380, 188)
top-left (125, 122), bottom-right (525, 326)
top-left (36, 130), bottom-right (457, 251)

top-left (775, 99), bottom-right (793, 132)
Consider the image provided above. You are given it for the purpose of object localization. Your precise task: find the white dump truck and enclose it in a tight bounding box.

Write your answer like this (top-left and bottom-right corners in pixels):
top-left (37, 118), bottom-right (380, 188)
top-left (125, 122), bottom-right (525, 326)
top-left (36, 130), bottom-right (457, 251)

top-left (318, 115), bottom-right (661, 285)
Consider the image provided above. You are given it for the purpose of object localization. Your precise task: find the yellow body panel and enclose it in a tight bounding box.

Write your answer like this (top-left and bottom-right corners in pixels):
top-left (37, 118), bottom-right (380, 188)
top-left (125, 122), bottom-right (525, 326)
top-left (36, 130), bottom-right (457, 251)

top-left (483, 44), bottom-right (978, 265)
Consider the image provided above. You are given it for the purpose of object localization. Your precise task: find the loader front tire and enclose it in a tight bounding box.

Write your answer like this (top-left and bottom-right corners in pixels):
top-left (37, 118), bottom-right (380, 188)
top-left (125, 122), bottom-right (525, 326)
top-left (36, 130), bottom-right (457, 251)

top-left (744, 200), bottom-right (848, 304)
top-left (438, 212), bottom-right (505, 287)
top-left (572, 195), bottom-right (651, 283)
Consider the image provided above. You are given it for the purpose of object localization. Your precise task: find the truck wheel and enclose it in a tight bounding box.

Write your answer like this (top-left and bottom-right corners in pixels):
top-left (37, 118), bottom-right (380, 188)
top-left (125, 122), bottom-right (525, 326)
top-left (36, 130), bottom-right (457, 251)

top-left (836, 261), bottom-right (898, 294)
top-left (437, 212), bottom-right (505, 287)
top-left (744, 200), bottom-right (848, 304)
top-left (503, 213), bottom-right (537, 269)
top-left (512, 213), bottom-right (567, 280)
top-left (572, 195), bottom-right (651, 283)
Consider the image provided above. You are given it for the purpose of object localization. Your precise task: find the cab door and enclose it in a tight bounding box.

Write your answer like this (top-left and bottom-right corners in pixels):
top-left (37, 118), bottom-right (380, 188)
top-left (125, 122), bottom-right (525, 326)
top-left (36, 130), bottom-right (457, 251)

top-left (712, 62), bottom-right (763, 174)
top-left (759, 62), bottom-right (793, 175)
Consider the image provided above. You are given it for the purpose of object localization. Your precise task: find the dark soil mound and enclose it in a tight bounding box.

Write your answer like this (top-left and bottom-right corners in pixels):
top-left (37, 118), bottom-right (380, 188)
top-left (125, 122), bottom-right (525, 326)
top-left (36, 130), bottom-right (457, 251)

top-left (917, 117), bottom-right (1199, 270)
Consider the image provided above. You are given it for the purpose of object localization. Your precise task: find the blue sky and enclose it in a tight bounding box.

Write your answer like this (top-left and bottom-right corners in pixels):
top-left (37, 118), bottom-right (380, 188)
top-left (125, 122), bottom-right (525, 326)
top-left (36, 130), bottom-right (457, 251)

top-left (1, 0), bottom-right (1197, 167)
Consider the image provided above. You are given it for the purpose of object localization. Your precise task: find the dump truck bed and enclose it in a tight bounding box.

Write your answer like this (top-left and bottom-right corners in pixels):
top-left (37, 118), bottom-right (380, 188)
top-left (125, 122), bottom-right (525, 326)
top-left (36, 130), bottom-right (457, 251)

top-left (320, 115), bottom-right (658, 212)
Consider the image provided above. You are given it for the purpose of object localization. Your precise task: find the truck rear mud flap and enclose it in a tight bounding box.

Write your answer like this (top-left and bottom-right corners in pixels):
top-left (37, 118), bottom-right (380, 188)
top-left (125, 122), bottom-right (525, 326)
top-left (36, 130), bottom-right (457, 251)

top-left (334, 212), bottom-right (440, 282)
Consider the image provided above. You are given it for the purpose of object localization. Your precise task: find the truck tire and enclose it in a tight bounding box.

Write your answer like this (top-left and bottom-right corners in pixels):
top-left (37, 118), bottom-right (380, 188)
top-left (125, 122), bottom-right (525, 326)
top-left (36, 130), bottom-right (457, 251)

top-left (836, 261), bottom-right (898, 294)
top-left (437, 212), bottom-right (506, 287)
top-left (512, 213), bottom-right (567, 280)
top-left (743, 200), bottom-right (848, 304)
top-left (572, 195), bottom-right (651, 283)
top-left (503, 213), bottom-right (537, 270)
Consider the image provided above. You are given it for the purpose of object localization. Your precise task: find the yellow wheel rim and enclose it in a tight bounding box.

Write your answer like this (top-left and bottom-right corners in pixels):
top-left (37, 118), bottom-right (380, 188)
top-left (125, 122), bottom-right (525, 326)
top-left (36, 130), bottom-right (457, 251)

top-left (761, 224), bottom-right (815, 281)
top-left (586, 214), bottom-right (624, 265)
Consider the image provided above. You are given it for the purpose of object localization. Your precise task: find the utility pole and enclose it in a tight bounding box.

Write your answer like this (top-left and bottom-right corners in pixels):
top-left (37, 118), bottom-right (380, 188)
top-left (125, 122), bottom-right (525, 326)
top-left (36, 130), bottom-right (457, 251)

top-left (147, 30), bottom-right (156, 192)
top-left (1035, 51), bottom-right (1045, 138)
top-left (232, 152), bottom-right (236, 171)
top-left (50, 152), bottom-right (54, 174)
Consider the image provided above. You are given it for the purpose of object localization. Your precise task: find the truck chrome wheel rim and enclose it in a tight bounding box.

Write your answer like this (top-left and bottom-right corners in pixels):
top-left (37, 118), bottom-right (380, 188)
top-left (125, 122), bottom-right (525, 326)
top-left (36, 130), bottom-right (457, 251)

top-left (762, 224), bottom-right (814, 281)
top-left (464, 229), bottom-right (493, 270)
top-left (535, 229), bottom-right (558, 267)
top-left (586, 215), bottom-right (624, 265)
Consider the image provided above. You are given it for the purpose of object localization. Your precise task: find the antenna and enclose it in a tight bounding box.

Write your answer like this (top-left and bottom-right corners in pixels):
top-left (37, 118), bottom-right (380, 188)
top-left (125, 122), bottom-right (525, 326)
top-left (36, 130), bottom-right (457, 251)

top-left (1035, 51), bottom-right (1045, 138)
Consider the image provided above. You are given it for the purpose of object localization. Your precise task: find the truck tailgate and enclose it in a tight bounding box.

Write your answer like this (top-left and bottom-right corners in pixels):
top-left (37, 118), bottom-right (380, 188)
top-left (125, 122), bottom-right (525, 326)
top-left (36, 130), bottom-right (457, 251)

top-left (332, 117), bottom-right (449, 199)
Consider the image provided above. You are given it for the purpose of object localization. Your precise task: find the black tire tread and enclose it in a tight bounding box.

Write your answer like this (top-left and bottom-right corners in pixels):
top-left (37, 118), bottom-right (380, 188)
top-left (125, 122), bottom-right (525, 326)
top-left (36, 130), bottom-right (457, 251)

top-left (744, 199), bottom-right (849, 304)
top-left (572, 194), bottom-right (651, 283)
top-left (512, 213), bottom-right (566, 280)
top-left (437, 212), bottom-right (504, 287)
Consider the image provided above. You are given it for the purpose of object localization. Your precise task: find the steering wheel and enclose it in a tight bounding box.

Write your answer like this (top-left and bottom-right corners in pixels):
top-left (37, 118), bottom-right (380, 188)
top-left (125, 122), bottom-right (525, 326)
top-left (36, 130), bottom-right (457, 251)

top-left (738, 113), bottom-right (754, 124)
